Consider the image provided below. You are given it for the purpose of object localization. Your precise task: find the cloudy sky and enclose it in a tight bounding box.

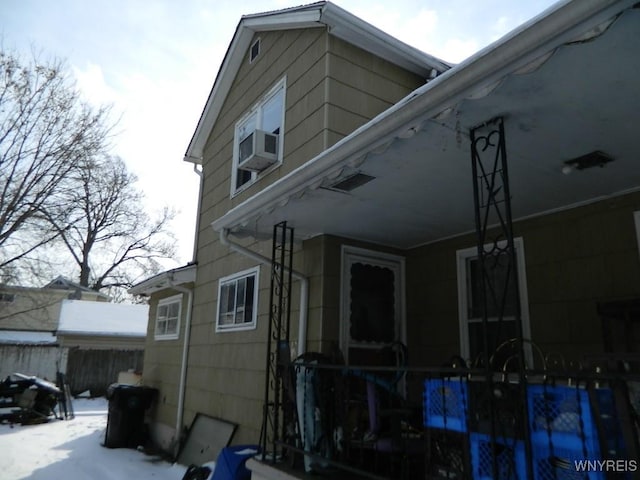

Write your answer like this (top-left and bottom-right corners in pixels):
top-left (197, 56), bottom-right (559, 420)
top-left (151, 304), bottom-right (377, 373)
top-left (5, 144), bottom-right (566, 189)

top-left (0, 0), bottom-right (559, 266)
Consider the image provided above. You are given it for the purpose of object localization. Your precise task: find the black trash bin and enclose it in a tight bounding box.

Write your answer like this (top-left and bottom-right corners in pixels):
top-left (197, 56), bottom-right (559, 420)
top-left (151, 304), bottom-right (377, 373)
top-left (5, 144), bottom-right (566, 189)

top-left (104, 384), bottom-right (157, 449)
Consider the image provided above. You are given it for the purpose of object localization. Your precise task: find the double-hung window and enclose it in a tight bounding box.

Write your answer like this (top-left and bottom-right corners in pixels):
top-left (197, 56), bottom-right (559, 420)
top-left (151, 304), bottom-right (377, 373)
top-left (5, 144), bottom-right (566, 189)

top-left (456, 238), bottom-right (532, 365)
top-left (0, 292), bottom-right (15, 303)
top-left (232, 78), bottom-right (285, 194)
top-left (155, 294), bottom-right (182, 340)
top-left (216, 267), bottom-right (259, 332)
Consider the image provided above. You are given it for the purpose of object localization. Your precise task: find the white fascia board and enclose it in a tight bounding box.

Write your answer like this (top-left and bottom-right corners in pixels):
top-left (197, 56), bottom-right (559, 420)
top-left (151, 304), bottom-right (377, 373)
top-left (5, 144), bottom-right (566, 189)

top-left (320, 3), bottom-right (451, 75)
top-left (242, 10), bottom-right (322, 31)
top-left (184, 25), bottom-right (252, 164)
top-left (185, 1), bottom-right (446, 164)
top-left (184, 10), bottom-right (323, 165)
top-left (211, 0), bottom-right (636, 233)
top-left (128, 264), bottom-right (196, 296)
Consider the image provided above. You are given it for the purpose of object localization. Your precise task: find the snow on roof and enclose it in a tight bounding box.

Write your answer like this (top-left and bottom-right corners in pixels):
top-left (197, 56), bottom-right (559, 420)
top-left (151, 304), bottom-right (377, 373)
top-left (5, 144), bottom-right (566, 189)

top-left (57, 300), bottom-right (148, 337)
top-left (0, 330), bottom-right (57, 345)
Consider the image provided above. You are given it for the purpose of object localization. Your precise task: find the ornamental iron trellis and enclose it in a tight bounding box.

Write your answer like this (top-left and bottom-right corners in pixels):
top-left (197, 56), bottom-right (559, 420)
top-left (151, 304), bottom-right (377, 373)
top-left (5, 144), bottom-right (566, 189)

top-left (469, 117), bottom-right (534, 479)
top-left (260, 221), bottom-right (295, 463)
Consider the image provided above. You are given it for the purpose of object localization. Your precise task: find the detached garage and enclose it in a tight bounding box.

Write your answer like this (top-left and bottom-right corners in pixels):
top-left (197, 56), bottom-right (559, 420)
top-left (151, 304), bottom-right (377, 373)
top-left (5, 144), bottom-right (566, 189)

top-left (57, 300), bottom-right (148, 395)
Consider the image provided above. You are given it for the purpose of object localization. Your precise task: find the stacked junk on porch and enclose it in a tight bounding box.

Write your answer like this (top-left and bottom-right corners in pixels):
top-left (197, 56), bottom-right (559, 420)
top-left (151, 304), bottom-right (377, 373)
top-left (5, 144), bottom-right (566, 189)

top-left (257, 118), bottom-right (640, 479)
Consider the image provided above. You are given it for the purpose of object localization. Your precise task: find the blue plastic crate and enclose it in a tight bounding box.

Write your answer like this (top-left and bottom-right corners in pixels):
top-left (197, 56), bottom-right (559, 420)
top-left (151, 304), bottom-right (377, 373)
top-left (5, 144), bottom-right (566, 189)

top-left (532, 440), bottom-right (604, 480)
top-left (528, 385), bottom-right (598, 441)
top-left (470, 432), bottom-right (526, 480)
top-left (423, 378), bottom-right (468, 432)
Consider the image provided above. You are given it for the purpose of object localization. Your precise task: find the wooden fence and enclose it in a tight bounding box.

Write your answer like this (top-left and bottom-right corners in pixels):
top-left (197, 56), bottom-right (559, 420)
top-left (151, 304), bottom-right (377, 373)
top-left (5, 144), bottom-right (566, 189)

top-left (65, 348), bottom-right (144, 396)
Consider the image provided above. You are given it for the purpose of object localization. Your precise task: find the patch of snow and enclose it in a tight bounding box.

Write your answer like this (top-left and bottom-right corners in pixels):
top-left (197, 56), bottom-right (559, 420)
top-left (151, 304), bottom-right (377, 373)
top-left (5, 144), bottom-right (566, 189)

top-left (0, 397), bottom-right (188, 480)
top-left (0, 331), bottom-right (57, 345)
top-left (57, 300), bottom-right (148, 337)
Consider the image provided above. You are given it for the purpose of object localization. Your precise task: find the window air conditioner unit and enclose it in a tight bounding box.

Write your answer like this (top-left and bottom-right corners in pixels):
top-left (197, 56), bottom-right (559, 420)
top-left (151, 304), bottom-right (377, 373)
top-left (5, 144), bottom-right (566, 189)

top-left (238, 129), bottom-right (278, 172)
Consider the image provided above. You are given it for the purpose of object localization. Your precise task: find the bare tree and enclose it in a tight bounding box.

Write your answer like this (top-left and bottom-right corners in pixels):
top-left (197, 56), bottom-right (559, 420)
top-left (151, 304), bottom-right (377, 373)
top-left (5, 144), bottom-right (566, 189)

top-left (0, 48), bottom-right (110, 277)
top-left (46, 154), bottom-right (176, 297)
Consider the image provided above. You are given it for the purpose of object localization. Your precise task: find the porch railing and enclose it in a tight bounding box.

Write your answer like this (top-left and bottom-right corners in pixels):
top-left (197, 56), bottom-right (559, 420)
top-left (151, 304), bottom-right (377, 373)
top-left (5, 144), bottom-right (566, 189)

top-left (266, 354), bottom-right (640, 480)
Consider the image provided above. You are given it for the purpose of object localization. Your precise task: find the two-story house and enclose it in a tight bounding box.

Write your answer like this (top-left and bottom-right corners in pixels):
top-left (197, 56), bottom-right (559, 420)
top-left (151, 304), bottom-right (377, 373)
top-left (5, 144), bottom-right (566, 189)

top-left (132, 1), bottom-right (640, 477)
top-left (130, 0), bottom-right (450, 456)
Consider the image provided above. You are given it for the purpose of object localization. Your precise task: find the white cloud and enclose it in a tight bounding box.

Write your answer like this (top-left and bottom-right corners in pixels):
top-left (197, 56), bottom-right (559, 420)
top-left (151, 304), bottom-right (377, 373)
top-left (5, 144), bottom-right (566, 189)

top-left (394, 8), bottom-right (439, 52)
top-left (438, 38), bottom-right (480, 64)
top-left (72, 62), bottom-right (120, 106)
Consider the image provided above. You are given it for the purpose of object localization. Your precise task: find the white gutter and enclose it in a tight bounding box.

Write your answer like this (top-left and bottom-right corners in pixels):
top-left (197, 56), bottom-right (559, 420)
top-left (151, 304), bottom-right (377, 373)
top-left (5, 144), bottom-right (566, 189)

top-left (219, 229), bottom-right (308, 356)
top-left (169, 279), bottom-right (194, 458)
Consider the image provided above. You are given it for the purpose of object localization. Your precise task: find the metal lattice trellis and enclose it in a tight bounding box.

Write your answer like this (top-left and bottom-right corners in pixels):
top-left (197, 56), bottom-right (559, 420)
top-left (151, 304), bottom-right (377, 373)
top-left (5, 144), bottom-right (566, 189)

top-left (260, 221), bottom-right (295, 463)
top-left (470, 117), bottom-right (534, 479)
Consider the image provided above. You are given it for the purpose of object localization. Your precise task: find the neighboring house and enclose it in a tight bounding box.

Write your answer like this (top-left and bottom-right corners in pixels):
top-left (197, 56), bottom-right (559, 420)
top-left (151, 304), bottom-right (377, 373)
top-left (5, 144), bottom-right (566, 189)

top-left (0, 279), bottom-right (147, 396)
top-left (0, 277), bottom-right (109, 381)
top-left (132, 0), bottom-right (640, 475)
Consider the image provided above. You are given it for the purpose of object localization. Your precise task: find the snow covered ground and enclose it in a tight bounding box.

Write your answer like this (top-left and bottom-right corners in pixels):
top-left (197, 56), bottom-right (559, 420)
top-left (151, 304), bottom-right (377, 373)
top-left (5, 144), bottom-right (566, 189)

top-left (0, 397), bottom-right (191, 480)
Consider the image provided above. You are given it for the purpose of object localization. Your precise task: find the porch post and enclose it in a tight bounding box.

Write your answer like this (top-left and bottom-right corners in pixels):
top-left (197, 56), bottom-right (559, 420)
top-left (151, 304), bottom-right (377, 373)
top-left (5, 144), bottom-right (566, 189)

top-left (469, 117), bottom-right (534, 479)
top-left (260, 221), bottom-right (295, 463)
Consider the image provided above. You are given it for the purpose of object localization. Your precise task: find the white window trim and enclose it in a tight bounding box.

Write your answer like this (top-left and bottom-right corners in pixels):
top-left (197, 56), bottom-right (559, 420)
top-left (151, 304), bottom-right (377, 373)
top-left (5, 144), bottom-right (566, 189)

top-left (231, 77), bottom-right (286, 197)
top-left (339, 246), bottom-right (406, 363)
top-left (456, 237), bottom-right (533, 366)
top-left (216, 266), bottom-right (260, 333)
top-left (154, 294), bottom-right (183, 341)
top-left (249, 38), bottom-right (261, 63)
top-left (633, 211), bottom-right (640, 257)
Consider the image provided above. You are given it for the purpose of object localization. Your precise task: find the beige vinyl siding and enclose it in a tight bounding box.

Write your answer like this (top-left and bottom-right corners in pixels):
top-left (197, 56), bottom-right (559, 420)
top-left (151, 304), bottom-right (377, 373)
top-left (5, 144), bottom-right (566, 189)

top-left (186, 28), bottom-right (333, 442)
top-left (325, 35), bottom-right (425, 143)
top-left (142, 289), bottom-right (191, 430)
top-left (184, 27), bottom-right (433, 444)
top-left (288, 191), bottom-right (640, 370)
top-left (1, 290), bottom-right (69, 331)
top-left (201, 28), bottom-right (328, 206)
top-left (405, 190), bottom-right (640, 367)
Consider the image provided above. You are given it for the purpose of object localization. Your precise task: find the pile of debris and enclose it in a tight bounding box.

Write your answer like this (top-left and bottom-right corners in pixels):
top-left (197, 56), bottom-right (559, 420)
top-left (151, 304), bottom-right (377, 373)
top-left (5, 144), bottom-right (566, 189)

top-left (0, 373), bottom-right (73, 425)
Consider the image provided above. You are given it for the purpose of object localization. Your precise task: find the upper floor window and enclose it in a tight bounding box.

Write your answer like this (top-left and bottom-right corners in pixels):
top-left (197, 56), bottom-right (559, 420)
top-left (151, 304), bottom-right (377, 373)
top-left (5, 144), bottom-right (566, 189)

top-left (155, 294), bottom-right (182, 340)
top-left (216, 266), bottom-right (259, 332)
top-left (0, 292), bottom-right (15, 303)
top-left (232, 78), bottom-right (285, 195)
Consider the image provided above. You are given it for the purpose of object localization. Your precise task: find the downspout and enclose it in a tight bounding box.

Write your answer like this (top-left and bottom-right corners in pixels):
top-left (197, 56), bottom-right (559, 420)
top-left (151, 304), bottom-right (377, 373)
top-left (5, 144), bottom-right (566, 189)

top-left (219, 228), bottom-right (308, 356)
top-left (191, 164), bottom-right (204, 263)
top-left (170, 276), bottom-right (194, 458)
top-left (168, 163), bottom-right (202, 456)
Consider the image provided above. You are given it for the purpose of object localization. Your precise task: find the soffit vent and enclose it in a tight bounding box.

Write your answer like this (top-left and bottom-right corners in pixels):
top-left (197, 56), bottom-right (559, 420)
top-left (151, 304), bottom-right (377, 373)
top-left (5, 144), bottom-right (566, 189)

top-left (562, 150), bottom-right (613, 174)
top-left (325, 173), bottom-right (376, 192)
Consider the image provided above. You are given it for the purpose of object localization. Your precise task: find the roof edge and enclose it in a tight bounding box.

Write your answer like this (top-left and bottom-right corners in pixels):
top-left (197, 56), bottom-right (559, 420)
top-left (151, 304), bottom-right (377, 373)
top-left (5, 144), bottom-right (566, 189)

top-left (128, 263), bottom-right (197, 296)
top-left (211, 0), bottom-right (637, 233)
top-left (183, 1), bottom-right (452, 165)
top-left (320, 2), bottom-right (451, 75)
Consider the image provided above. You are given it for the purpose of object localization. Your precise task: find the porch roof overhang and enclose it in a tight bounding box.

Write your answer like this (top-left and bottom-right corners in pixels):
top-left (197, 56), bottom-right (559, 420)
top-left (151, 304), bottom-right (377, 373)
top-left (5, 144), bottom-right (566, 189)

top-left (212, 1), bottom-right (640, 250)
top-left (128, 263), bottom-right (197, 296)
